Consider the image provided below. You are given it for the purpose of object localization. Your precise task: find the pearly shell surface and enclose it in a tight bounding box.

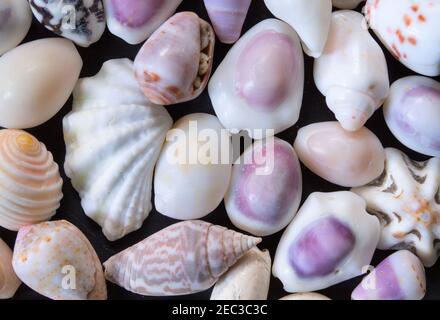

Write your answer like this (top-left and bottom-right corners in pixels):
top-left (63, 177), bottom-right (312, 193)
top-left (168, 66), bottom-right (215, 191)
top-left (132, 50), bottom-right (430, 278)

top-left (134, 11), bottom-right (215, 105)
top-left (314, 10), bottom-right (390, 132)
top-left (12, 220), bottom-right (107, 300)
top-left (208, 19), bottom-right (304, 139)
top-left (273, 191), bottom-right (380, 293)
top-left (225, 137), bottom-right (302, 236)
top-left (352, 148), bottom-right (440, 267)
top-left (154, 113), bottom-right (232, 220)
top-left (29, 0), bottom-right (105, 47)
top-left (384, 76), bottom-right (440, 158)
top-left (0, 0), bottom-right (32, 55)
top-left (280, 293), bottom-right (331, 300)
top-left (103, 220), bottom-right (261, 296)
top-left (263, 0), bottom-right (332, 58)
top-left (0, 38), bottom-right (82, 129)
top-left (366, 0), bottom-right (440, 76)
top-left (332, 0), bottom-right (364, 9)
top-left (210, 247), bottom-right (271, 300)
top-left (0, 238), bottom-right (21, 299)
top-left (352, 250), bottom-right (426, 300)
top-left (294, 122), bottom-right (385, 188)
top-left (63, 59), bottom-right (172, 241)
top-left (0, 130), bottom-right (63, 231)
top-left (104, 0), bottom-right (183, 44)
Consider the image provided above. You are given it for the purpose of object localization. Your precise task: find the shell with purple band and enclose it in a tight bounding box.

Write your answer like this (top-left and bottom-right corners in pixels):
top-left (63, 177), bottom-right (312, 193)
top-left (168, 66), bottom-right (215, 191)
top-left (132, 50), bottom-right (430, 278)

top-left (103, 220), bottom-right (262, 296)
top-left (0, 238), bottom-right (21, 299)
top-left (0, 0), bottom-right (32, 55)
top-left (208, 19), bottom-right (304, 139)
top-left (134, 12), bottom-right (215, 105)
top-left (332, 0), bottom-right (364, 9)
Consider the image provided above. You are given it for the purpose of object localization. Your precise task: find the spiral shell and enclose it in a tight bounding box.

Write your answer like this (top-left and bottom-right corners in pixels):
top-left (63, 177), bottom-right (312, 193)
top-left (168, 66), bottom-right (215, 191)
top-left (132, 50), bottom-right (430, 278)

top-left (0, 238), bottom-right (21, 299)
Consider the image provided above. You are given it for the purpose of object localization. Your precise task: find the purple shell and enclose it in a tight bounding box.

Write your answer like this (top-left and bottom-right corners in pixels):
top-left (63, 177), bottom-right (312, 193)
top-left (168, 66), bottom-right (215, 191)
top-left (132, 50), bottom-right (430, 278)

top-left (111, 0), bottom-right (161, 27)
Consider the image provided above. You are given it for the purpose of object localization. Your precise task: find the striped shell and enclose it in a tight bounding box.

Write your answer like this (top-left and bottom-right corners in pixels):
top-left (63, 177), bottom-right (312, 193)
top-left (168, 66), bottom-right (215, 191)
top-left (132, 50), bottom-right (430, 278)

top-left (0, 238), bottom-right (21, 299)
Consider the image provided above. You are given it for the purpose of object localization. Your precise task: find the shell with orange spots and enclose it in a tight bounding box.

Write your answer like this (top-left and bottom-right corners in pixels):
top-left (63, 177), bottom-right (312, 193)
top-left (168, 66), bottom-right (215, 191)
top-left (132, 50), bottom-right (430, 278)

top-left (0, 238), bottom-right (21, 299)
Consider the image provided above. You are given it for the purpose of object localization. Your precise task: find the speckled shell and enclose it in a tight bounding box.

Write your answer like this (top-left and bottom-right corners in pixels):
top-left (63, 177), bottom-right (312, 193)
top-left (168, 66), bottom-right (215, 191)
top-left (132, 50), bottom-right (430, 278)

top-left (280, 293), bottom-right (331, 300)
top-left (103, 220), bottom-right (261, 296)
top-left (0, 239), bottom-right (21, 299)
top-left (366, 0), bottom-right (440, 76)
top-left (29, 0), bottom-right (105, 47)
top-left (12, 220), bottom-right (107, 300)
top-left (63, 59), bottom-right (172, 241)
top-left (273, 191), bottom-right (380, 293)
top-left (352, 148), bottom-right (440, 267)
top-left (0, 130), bottom-right (63, 231)
top-left (332, 0), bottom-right (364, 9)
top-left (0, 0), bottom-right (32, 55)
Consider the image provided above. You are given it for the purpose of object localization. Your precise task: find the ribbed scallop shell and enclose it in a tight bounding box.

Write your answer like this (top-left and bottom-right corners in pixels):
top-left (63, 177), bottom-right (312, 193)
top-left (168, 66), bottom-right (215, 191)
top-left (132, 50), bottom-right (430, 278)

top-left (63, 59), bottom-right (173, 241)
top-left (0, 238), bottom-right (21, 299)
top-left (0, 130), bottom-right (63, 231)
top-left (103, 220), bottom-right (262, 296)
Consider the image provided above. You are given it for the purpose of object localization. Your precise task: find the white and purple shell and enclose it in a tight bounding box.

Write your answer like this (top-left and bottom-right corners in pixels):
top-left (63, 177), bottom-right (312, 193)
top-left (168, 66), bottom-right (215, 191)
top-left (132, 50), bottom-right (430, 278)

top-left (0, 0), bottom-right (32, 55)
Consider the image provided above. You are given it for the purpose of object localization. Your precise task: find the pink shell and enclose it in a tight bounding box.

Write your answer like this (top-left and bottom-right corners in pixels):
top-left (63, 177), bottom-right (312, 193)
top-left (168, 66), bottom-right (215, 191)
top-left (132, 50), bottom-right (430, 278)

top-left (111, 0), bottom-right (162, 27)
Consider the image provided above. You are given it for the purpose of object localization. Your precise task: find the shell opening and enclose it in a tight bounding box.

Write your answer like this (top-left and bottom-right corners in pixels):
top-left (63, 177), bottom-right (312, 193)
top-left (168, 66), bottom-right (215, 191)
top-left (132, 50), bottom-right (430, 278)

top-left (194, 20), bottom-right (214, 91)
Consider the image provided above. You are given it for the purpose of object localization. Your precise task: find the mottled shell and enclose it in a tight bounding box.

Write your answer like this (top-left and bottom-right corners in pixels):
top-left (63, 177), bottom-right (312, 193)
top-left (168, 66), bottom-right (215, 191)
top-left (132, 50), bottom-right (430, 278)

top-left (12, 220), bottom-right (107, 300)
top-left (280, 293), bottom-right (331, 300)
top-left (0, 130), bottom-right (63, 231)
top-left (332, 0), bottom-right (364, 9)
top-left (0, 238), bottom-right (21, 299)
top-left (0, 0), bottom-right (32, 55)
top-left (103, 220), bottom-right (261, 296)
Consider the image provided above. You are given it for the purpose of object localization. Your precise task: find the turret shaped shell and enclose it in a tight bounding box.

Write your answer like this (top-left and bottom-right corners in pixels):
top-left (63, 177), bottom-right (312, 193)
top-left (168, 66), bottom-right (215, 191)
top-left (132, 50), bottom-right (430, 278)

top-left (0, 130), bottom-right (63, 231)
top-left (280, 293), bottom-right (331, 300)
top-left (332, 0), bottom-right (364, 9)
top-left (134, 12), bottom-right (215, 105)
top-left (63, 59), bottom-right (173, 241)
top-left (103, 220), bottom-right (262, 296)
top-left (12, 220), bottom-right (107, 300)
top-left (0, 239), bottom-right (21, 299)
top-left (314, 10), bottom-right (389, 132)
top-left (0, 0), bottom-right (32, 55)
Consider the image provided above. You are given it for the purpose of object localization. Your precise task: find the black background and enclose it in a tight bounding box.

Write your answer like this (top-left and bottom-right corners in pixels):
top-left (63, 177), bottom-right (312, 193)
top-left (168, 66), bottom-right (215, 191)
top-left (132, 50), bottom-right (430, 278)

top-left (1, 1), bottom-right (439, 300)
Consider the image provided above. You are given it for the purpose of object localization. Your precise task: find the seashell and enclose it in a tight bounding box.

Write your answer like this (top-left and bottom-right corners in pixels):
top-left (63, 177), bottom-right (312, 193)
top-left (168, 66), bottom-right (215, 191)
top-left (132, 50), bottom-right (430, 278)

top-left (154, 113), bottom-right (232, 220)
top-left (208, 19), bottom-right (304, 139)
top-left (384, 76), bottom-right (440, 158)
top-left (225, 137), bottom-right (302, 236)
top-left (332, 0), bottom-right (364, 9)
top-left (103, 220), bottom-right (262, 296)
top-left (314, 10), bottom-right (390, 132)
top-left (263, 0), bottom-right (332, 58)
top-left (0, 130), bottom-right (63, 231)
top-left (280, 293), bottom-right (331, 300)
top-left (210, 247), bottom-right (271, 300)
top-left (0, 38), bottom-right (82, 129)
top-left (352, 250), bottom-right (426, 300)
top-left (203, 0), bottom-right (251, 44)
top-left (352, 148), bottom-right (440, 267)
top-left (366, 0), bottom-right (440, 76)
top-left (0, 238), bottom-right (21, 299)
top-left (29, 0), bottom-right (106, 47)
top-left (63, 58), bottom-right (172, 241)
top-left (12, 220), bottom-right (107, 300)
top-left (273, 191), bottom-right (380, 293)
top-left (134, 12), bottom-right (215, 105)
top-left (0, 0), bottom-right (32, 55)
top-left (294, 122), bottom-right (385, 188)
top-left (104, 0), bottom-right (183, 45)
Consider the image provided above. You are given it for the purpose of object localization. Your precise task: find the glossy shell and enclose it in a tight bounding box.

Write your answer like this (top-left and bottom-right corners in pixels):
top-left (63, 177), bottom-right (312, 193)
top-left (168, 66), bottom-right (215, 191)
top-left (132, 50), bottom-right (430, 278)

top-left (280, 293), bottom-right (331, 300)
top-left (0, 239), bottom-right (21, 299)
top-left (0, 0), bottom-right (32, 55)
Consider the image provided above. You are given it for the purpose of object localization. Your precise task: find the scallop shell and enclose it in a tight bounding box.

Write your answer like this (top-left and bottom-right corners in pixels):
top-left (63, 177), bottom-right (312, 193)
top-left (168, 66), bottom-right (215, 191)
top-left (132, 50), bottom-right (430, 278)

top-left (332, 0), bottom-right (364, 9)
top-left (0, 130), bottom-right (63, 231)
top-left (280, 293), bottom-right (331, 300)
top-left (134, 12), bottom-right (215, 105)
top-left (0, 0), bottom-right (32, 55)
top-left (0, 238), bottom-right (21, 299)
top-left (12, 220), bottom-right (107, 300)
top-left (103, 220), bottom-right (262, 296)
top-left (63, 58), bottom-right (173, 241)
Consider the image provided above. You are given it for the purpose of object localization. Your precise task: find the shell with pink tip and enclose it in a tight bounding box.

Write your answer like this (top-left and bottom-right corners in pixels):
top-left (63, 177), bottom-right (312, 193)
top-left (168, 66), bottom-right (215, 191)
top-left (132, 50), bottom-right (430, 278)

top-left (103, 220), bottom-right (262, 296)
top-left (134, 12), bottom-right (215, 105)
top-left (0, 238), bottom-right (21, 299)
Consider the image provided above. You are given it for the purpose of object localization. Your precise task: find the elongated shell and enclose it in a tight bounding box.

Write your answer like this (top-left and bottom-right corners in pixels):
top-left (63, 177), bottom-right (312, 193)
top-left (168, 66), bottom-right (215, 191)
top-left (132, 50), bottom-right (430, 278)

top-left (0, 130), bottom-right (63, 231)
top-left (332, 0), bottom-right (364, 9)
top-left (0, 239), bottom-right (21, 299)
top-left (134, 12), bottom-right (215, 105)
top-left (280, 293), bottom-right (331, 300)
top-left (64, 59), bottom-right (173, 241)
top-left (104, 220), bottom-right (261, 296)
top-left (12, 220), bottom-right (107, 300)
top-left (0, 0), bottom-right (32, 55)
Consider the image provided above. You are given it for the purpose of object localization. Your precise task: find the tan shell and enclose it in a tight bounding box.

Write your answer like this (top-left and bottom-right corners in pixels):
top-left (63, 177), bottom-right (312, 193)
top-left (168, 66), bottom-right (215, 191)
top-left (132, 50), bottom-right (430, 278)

top-left (0, 238), bottom-right (21, 299)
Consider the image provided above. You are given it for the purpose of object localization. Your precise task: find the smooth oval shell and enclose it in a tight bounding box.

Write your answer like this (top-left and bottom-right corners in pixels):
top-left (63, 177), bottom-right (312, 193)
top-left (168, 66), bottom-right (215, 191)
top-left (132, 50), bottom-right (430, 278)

top-left (0, 38), bottom-right (82, 129)
top-left (0, 0), bottom-right (32, 55)
top-left (294, 121), bottom-right (385, 187)
top-left (0, 239), bottom-right (21, 299)
top-left (280, 293), bottom-right (331, 300)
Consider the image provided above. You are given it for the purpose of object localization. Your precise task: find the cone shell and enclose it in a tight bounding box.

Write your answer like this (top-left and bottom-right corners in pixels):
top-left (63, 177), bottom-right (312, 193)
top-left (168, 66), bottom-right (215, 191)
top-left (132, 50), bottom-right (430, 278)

top-left (103, 220), bottom-right (261, 296)
top-left (12, 220), bottom-right (107, 300)
top-left (0, 130), bottom-right (63, 231)
top-left (0, 0), bottom-right (32, 55)
top-left (0, 238), bottom-right (21, 299)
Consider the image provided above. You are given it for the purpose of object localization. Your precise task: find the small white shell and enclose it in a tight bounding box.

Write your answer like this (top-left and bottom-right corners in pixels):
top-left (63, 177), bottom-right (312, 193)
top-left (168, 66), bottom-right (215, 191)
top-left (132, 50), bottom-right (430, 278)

top-left (0, 238), bottom-right (21, 299)
top-left (280, 293), bottom-right (331, 300)
top-left (0, 0), bottom-right (32, 55)
top-left (332, 0), bottom-right (364, 9)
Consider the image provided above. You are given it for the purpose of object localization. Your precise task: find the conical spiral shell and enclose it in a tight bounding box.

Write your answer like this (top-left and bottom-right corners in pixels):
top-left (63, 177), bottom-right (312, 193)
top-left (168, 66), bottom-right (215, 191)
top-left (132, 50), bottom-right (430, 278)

top-left (0, 129), bottom-right (63, 231)
top-left (103, 220), bottom-right (262, 296)
top-left (0, 238), bottom-right (21, 299)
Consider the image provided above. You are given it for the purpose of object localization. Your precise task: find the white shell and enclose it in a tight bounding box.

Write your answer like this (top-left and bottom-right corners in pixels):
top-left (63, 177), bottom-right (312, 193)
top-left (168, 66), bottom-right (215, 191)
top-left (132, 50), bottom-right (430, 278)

top-left (0, 238), bottom-right (21, 299)
top-left (366, 0), bottom-right (440, 76)
top-left (352, 148), bottom-right (440, 267)
top-left (314, 10), bottom-right (390, 132)
top-left (280, 293), bottom-right (331, 300)
top-left (273, 191), bottom-right (380, 293)
top-left (332, 0), bottom-right (364, 9)
top-left (210, 248), bottom-right (271, 300)
top-left (63, 59), bottom-right (172, 241)
top-left (384, 76), bottom-right (440, 158)
top-left (0, 0), bottom-right (32, 55)
top-left (208, 19), bottom-right (304, 139)
top-left (264, 0), bottom-right (332, 58)
top-left (154, 113), bottom-right (232, 220)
